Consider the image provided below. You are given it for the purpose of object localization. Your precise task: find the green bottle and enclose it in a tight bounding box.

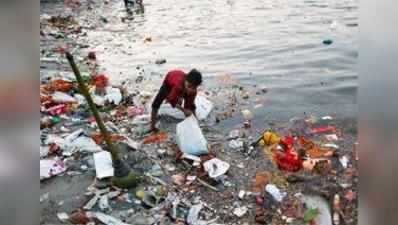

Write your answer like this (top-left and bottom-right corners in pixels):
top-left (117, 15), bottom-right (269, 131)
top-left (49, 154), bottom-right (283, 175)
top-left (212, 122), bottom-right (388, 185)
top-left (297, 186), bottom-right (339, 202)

top-left (51, 116), bottom-right (61, 124)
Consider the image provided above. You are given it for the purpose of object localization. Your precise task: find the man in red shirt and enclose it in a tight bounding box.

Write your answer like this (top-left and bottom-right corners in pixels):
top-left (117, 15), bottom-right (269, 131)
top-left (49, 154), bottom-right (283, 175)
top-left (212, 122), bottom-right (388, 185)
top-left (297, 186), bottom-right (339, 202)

top-left (150, 69), bottom-right (203, 132)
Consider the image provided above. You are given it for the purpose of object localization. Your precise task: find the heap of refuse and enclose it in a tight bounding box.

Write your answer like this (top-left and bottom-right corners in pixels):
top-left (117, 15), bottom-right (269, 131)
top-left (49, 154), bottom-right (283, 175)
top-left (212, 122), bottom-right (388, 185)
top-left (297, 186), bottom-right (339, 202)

top-left (40, 4), bottom-right (358, 225)
top-left (40, 62), bottom-right (358, 224)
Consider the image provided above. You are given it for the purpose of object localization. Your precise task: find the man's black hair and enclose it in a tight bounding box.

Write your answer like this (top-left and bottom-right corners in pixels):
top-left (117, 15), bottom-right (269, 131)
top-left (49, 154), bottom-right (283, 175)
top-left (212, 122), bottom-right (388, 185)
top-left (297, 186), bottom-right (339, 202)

top-left (186, 69), bottom-right (202, 86)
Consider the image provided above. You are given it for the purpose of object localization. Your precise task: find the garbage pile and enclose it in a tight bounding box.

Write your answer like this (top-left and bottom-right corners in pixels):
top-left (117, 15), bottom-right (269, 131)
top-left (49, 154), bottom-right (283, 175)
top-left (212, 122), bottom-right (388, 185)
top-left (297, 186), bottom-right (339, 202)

top-left (225, 115), bottom-right (358, 225)
top-left (40, 3), bottom-right (357, 225)
top-left (40, 63), bottom-right (358, 224)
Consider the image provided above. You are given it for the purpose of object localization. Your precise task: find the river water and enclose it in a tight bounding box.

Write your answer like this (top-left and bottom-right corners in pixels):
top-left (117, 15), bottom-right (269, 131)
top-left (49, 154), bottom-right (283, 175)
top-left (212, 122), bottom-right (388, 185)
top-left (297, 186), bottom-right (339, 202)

top-left (44, 0), bottom-right (358, 127)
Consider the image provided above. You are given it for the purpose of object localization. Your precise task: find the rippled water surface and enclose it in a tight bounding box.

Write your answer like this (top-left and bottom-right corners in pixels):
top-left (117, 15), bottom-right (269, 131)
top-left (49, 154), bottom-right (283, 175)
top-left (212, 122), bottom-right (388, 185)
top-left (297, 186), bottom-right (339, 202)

top-left (46, 0), bottom-right (358, 124)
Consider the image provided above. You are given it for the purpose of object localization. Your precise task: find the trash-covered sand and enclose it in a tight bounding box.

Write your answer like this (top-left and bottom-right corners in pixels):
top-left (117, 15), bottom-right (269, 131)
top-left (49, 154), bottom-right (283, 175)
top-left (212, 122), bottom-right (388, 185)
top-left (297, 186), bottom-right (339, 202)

top-left (40, 0), bottom-right (358, 224)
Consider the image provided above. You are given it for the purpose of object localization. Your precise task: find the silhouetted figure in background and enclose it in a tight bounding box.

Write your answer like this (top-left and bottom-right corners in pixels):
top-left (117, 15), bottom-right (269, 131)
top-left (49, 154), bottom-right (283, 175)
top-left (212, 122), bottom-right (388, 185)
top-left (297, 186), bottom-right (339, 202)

top-left (123, 0), bottom-right (143, 14)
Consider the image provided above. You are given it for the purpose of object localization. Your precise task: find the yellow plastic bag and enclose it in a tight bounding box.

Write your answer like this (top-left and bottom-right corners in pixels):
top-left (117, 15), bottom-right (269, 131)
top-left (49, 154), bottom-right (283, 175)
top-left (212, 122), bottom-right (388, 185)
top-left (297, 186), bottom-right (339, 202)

top-left (259, 131), bottom-right (280, 146)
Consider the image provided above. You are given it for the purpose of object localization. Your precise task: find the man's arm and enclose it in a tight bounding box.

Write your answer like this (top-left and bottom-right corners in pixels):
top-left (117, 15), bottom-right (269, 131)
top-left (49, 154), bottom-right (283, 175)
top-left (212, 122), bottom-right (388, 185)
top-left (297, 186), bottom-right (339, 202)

top-left (176, 101), bottom-right (193, 117)
top-left (150, 108), bottom-right (159, 131)
top-left (150, 84), bottom-right (169, 131)
top-left (181, 92), bottom-right (197, 117)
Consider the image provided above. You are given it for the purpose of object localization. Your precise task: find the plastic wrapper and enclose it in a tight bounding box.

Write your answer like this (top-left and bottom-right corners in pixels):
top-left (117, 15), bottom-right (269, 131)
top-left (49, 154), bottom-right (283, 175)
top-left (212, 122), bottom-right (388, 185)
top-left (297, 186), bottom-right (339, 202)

top-left (203, 158), bottom-right (230, 178)
top-left (143, 131), bottom-right (168, 144)
top-left (265, 184), bottom-right (286, 202)
top-left (40, 158), bottom-right (67, 180)
top-left (45, 104), bottom-right (69, 115)
top-left (50, 79), bottom-right (74, 92)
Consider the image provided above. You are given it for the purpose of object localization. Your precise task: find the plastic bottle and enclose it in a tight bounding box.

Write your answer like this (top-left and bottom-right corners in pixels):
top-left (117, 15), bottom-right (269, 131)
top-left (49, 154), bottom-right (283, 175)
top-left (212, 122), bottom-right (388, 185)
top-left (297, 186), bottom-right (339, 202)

top-left (333, 194), bottom-right (340, 225)
top-left (333, 212), bottom-right (340, 225)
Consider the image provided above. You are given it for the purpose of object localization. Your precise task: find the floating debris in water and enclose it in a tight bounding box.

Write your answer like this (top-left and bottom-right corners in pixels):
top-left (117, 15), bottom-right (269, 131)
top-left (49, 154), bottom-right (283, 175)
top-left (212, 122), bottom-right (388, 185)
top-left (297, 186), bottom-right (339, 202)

top-left (155, 58), bottom-right (167, 65)
top-left (323, 39), bottom-right (333, 45)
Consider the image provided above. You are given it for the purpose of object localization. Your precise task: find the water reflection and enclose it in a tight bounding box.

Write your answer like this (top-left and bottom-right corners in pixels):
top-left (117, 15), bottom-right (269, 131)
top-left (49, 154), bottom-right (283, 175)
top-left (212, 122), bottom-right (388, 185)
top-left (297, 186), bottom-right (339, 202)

top-left (86, 0), bottom-right (358, 122)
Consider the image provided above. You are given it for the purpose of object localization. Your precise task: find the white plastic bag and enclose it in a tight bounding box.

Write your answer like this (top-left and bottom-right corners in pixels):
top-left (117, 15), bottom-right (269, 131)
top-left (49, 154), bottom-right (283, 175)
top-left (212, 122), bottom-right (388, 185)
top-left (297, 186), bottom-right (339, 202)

top-left (195, 95), bottom-right (213, 120)
top-left (265, 184), bottom-right (286, 202)
top-left (91, 87), bottom-right (122, 106)
top-left (176, 115), bottom-right (208, 156)
top-left (203, 158), bottom-right (230, 178)
top-left (105, 87), bottom-right (122, 105)
top-left (158, 94), bottom-right (213, 120)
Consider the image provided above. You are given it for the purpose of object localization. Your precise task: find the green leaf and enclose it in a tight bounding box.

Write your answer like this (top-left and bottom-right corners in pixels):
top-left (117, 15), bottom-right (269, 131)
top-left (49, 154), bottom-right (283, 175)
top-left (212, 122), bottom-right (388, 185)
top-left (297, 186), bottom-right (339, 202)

top-left (303, 208), bottom-right (319, 222)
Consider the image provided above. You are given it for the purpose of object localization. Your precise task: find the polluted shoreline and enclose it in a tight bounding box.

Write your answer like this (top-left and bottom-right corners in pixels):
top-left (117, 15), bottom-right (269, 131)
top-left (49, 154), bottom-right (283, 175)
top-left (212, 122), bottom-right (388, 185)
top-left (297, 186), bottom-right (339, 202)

top-left (40, 0), bottom-right (358, 225)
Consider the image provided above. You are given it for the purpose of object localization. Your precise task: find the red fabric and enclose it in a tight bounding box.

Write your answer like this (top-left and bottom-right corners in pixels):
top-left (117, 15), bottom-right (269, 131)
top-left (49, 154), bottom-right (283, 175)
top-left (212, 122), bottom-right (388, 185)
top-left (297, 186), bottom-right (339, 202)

top-left (92, 74), bottom-right (109, 88)
top-left (164, 70), bottom-right (196, 110)
top-left (280, 135), bottom-right (294, 146)
top-left (274, 148), bottom-right (302, 172)
top-left (311, 125), bottom-right (336, 134)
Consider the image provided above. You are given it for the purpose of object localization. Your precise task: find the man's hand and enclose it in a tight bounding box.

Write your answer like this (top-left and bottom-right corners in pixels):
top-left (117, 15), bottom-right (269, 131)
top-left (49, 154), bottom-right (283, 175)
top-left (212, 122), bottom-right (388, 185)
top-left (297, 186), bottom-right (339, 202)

top-left (150, 126), bottom-right (159, 133)
top-left (183, 109), bottom-right (193, 117)
top-left (175, 99), bottom-right (194, 117)
top-left (150, 108), bottom-right (159, 133)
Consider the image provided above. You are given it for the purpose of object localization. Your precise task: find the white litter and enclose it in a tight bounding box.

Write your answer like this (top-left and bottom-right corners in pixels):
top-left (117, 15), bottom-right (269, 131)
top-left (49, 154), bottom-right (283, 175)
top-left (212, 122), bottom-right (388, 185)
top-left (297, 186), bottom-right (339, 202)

top-left (322, 143), bottom-right (339, 149)
top-left (93, 94), bottom-right (106, 106)
top-left (330, 21), bottom-right (339, 30)
top-left (322, 116), bottom-right (334, 120)
top-left (241, 109), bottom-right (253, 120)
top-left (157, 94), bottom-right (213, 120)
top-left (108, 191), bottom-right (121, 199)
top-left (84, 195), bottom-right (100, 210)
top-left (94, 151), bottom-right (114, 179)
top-left (74, 93), bottom-right (87, 105)
top-left (203, 158), bottom-right (230, 178)
top-left (157, 149), bottom-right (167, 155)
top-left (229, 139), bottom-right (244, 149)
top-left (186, 176), bottom-right (197, 185)
top-left (40, 146), bottom-right (50, 158)
top-left (91, 87), bottom-right (123, 106)
top-left (325, 134), bottom-right (339, 141)
top-left (64, 128), bottom-right (84, 143)
top-left (40, 13), bottom-right (51, 21)
top-left (99, 195), bottom-right (110, 210)
top-left (132, 114), bottom-right (151, 125)
top-left (195, 95), bottom-right (214, 120)
top-left (176, 115), bottom-right (208, 156)
top-left (233, 206), bottom-right (248, 217)
top-left (52, 91), bottom-right (77, 103)
top-left (238, 190), bottom-right (245, 199)
top-left (339, 155), bottom-right (349, 169)
top-left (89, 212), bottom-right (130, 225)
top-left (265, 184), bottom-right (286, 202)
top-left (299, 195), bottom-right (332, 225)
top-left (125, 138), bottom-right (141, 150)
top-left (57, 212), bottom-right (69, 222)
top-left (40, 193), bottom-right (49, 202)
top-left (181, 153), bottom-right (202, 162)
top-left (40, 158), bottom-right (67, 180)
top-left (45, 130), bottom-right (102, 156)
top-left (105, 87), bottom-right (123, 105)
top-left (254, 104), bottom-right (264, 109)
top-left (237, 163), bottom-right (245, 169)
top-left (228, 129), bottom-right (240, 139)
top-left (69, 136), bottom-right (102, 153)
top-left (187, 203), bottom-right (203, 225)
